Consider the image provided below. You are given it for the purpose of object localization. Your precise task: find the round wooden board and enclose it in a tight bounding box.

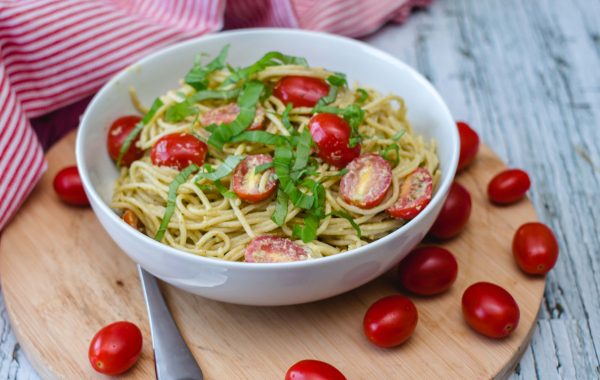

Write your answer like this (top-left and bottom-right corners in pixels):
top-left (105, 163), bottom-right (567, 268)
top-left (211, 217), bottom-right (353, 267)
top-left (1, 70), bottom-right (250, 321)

top-left (0, 131), bottom-right (545, 380)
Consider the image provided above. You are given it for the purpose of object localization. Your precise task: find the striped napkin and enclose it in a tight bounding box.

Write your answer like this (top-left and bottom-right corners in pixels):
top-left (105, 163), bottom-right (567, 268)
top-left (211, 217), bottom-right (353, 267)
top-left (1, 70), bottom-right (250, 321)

top-left (0, 0), bottom-right (430, 230)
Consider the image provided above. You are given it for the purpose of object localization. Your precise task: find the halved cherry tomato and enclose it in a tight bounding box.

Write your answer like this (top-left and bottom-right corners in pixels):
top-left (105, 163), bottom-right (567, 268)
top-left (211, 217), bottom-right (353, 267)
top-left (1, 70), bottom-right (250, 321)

top-left (107, 115), bottom-right (144, 166)
top-left (232, 154), bottom-right (277, 203)
top-left (513, 222), bottom-right (559, 275)
top-left (88, 321), bottom-right (143, 375)
top-left (273, 76), bottom-right (330, 108)
top-left (340, 154), bottom-right (392, 209)
top-left (363, 295), bottom-right (418, 348)
top-left (457, 121), bottom-right (480, 171)
top-left (428, 182), bottom-right (472, 239)
top-left (122, 210), bottom-right (140, 230)
top-left (488, 169), bottom-right (531, 204)
top-left (387, 168), bottom-right (433, 220)
top-left (151, 133), bottom-right (208, 170)
top-left (285, 359), bottom-right (346, 380)
top-left (53, 166), bottom-right (89, 206)
top-left (308, 113), bottom-right (360, 169)
top-left (200, 103), bottom-right (265, 131)
top-left (244, 236), bottom-right (310, 263)
top-left (397, 246), bottom-right (458, 295)
top-left (462, 282), bottom-right (520, 339)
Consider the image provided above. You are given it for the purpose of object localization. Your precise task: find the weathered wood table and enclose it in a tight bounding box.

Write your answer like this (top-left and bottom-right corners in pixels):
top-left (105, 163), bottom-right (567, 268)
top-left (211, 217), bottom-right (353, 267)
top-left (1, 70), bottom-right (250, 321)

top-left (0, 1), bottom-right (598, 378)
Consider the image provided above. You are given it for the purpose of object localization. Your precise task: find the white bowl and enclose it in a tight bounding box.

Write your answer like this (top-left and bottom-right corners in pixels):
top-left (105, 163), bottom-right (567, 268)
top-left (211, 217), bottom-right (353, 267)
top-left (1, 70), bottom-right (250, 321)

top-left (76, 29), bottom-right (458, 306)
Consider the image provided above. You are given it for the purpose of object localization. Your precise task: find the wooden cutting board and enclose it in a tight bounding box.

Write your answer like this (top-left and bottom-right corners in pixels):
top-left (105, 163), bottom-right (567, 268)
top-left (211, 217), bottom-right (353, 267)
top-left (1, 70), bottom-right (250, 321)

top-left (0, 131), bottom-right (545, 379)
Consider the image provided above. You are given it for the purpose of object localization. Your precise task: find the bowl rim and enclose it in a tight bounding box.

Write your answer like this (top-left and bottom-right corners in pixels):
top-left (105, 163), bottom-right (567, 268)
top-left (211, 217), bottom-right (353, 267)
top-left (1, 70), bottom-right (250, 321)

top-left (76, 27), bottom-right (458, 270)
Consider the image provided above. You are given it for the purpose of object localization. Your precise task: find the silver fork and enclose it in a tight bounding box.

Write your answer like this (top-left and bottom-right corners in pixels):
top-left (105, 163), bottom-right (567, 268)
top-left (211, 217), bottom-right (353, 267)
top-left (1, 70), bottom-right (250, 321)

top-left (138, 265), bottom-right (204, 380)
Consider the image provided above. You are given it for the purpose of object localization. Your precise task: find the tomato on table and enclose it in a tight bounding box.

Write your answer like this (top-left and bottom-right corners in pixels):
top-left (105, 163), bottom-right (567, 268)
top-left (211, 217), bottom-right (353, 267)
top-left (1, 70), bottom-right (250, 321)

top-left (285, 359), bottom-right (346, 380)
top-left (273, 76), bottom-right (330, 108)
top-left (232, 154), bottom-right (277, 203)
top-left (53, 166), bottom-right (89, 206)
top-left (387, 168), bottom-right (433, 220)
top-left (428, 181), bottom-right (472, 239)
top-left (88, 321), bottom-right (143, 375)
top-left (200, 103), bottom-right (265, 131)
top-left (151, 133), bottom-right (208, 170)
top-left (244, 236), bottom-right (310, 263)
top-left (397, 246), bottom-right (458, 295)
top-left (462, 282), bottom-right (520, 339)
top-left (456, 121), bottom-right (480, 171)
top-left (363, 295), bottom-right (418, 348)
top-left (107, 115), bottom-right (144, 166)
top-left (487, 169), bottom-right (531, 204)
top-left (340, 154), bottom-right (392, 209)
top-left (513, 222), bottom-right (559, 275)
top-left (308, 113), bottom-right (360, 168)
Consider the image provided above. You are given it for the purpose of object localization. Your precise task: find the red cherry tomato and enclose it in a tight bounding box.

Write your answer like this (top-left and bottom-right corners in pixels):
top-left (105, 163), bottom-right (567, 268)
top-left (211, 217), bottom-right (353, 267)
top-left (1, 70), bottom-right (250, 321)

top-left (53, 166), bottom-right (89, 206)
top-left (488, 169), bottom-right (531, 204)
top-left (387, 168), bottom-right (433, 220)
top-left (273, 76), bottom-right (330, 108)
top-left (285, 359), bottom-right (346, 380)
top-left (428, 182), bottom-right (472, 239)
top-left (397, 246), bottom-right (458, 295)
top-left (151, 133), bottom-right (208, 170)
top-left (244, 236), bottom-right (310, 263)
top-left (513, 222), bottom-right (559, 275)
top-left (200, 103), bottom-right (265, 131)
top-left (456, 121), bottom-right (479, 171)
top-left (363, 295), bottom-right (418, 348)
top-left (462, 282), bottom-right (520, 339)
top-left (232, 154), bottom-right (277, 203)
top-left (88, 321), bottom-right (143, 375)
top-left (340, 154), bottom-right (392, 209)
top-left (107, 115), bottom-right (144, 166)
top-left (308, 113), bottom-right (360, 168)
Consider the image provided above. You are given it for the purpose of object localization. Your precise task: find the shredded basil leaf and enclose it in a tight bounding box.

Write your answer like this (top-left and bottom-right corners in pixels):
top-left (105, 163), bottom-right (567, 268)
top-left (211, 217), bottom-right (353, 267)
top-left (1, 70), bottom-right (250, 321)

top-left (254, 162), bottom-right (273, 173)
top-left (229, 131), bottom-right (288, 146)
top-left (214, 180), bottom-right (236, 198)
top-left (356, 88), bottom-right (369, 104)
top-left (314, 74), bottom-right (347, 108)
top-left (223, 51), bottom-right (308, 87)
top-left (164, 99), bottom-right (197, 123)
top-left (293, 214), bottom-right (320, 243)
top-left (281, 103), bottom-right (295, 134)
top-left (292, 129), bottom-right (312, 172)
top-left (271, 188), bottom-right (289, 226)
top-left (117, 98), bottom-right (163, 167)
top-left (185, 45), bottom-right (230, 90)
top-left (330, 210), bottom-right (362, 239)
top-left (195, 156), bottom-right (244, 182)
top-left (391, 130), bottom-right (406, 141)
top-left (380, 144), bottom-right (400, 167)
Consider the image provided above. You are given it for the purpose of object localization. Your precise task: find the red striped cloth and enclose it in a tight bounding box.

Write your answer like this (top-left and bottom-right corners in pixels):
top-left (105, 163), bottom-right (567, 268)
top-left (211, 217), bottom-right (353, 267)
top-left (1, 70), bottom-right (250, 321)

top-left (0, 0), bottom-right (430, 230)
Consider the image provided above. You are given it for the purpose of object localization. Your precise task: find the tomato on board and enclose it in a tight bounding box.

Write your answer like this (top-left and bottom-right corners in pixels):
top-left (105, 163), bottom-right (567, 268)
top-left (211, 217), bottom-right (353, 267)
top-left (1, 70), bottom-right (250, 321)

top-left (456, 121), bottom-right (480, 171)
top-left (387, 168), bottom-right (433, 220)
top-left (308, 113), bottom-right (361, 168)
top-left (513, 222), bottom-right (559, 275)
top-left (428, 181), bottom-right (472, 239)
top-left (340, 154), bottom-right (392, 209)
top-left (285, 359), bottom-right (346, 380)
top-left (244, 236), bottom-right (310, 263)
top-left (273, 76), bottom-right (330, 108)
top-left (397, 246), bottom-right (458, 295)
top-left (88, 321), bottom-right (143, 375)
top-left (462, 282), bottom-right (520, 339)
top-left (107, 115), bottom-right (144, 166)
top-left (200, 103), bottom-right (265, 131)
top-left (232, 154), bottom-right (277, 203)
top-left (363, 295), bottom-right (418, 348)
top-left (53, 166), bottom-right (89, 206)
top-left (487, 169), bottom-right (531, 204)
top-left (151, 133), bottom-right (208, 170)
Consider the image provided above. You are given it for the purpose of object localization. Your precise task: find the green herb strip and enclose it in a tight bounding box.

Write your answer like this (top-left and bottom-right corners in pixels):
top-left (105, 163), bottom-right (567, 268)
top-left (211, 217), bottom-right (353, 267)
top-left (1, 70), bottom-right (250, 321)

top-left (117, 98), bottom-right (163, 167)
top-left (271, 188), bottom-right (289, 226)
top-left (195, 156), bottom-right (244, 182)
top-left (356, 88), bottom-right (368, 104)
top-left (229, 131), bottom-right (288, 146)
top-left (329, 210), bottom-right (362, 239)
top-left (222, 51), bottom-right (308, 87)
top-left (312, 103), bottom-right (365, 148)
top-left (185, 45), bottom-right (230, 90)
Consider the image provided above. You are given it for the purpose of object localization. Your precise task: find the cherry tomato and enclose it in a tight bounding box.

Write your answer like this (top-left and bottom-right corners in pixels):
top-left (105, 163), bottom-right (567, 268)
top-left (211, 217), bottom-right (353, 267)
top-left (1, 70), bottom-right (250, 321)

top-left (53, 166), bottom-right (89, 206)
top-left (363, 295), bottom-right (418, 348)
top-left (397, 246), bottom-right (458, 295)
top-left (200, 103), bottom-right (265, 131)
top-left (273, 76), bottom-right (330, 108)
top-left (387, 168), bottom-right (433, 220)
top-left (285, 359), bottom-right (346, 380)
top-left (122, 210), bottom-right (140, 230)
top-left (107, 115), bottom-right (144, 166)
top-left (462, 282), bottom-right (520, 339)
top-left (308, 113), bottom-right (360, 168)
top-left (456, 121), bottom-right (479, 171)
top-left (151, 133), bottom-right (208, 170)
top-left (428, 181), bottom-right (472, 239)
top-left (232, 154), bottom-right (277, 203)
top-left (244, 236), bottom-right (310, 263)
top-left (88, 321), bottom-right (143, 375)
top-left (340, 154), bottom-right (392, 209)
top-left (513, 222), bottom-right (559, 275)
top-left (487, 169), bottom-right (531, 204)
